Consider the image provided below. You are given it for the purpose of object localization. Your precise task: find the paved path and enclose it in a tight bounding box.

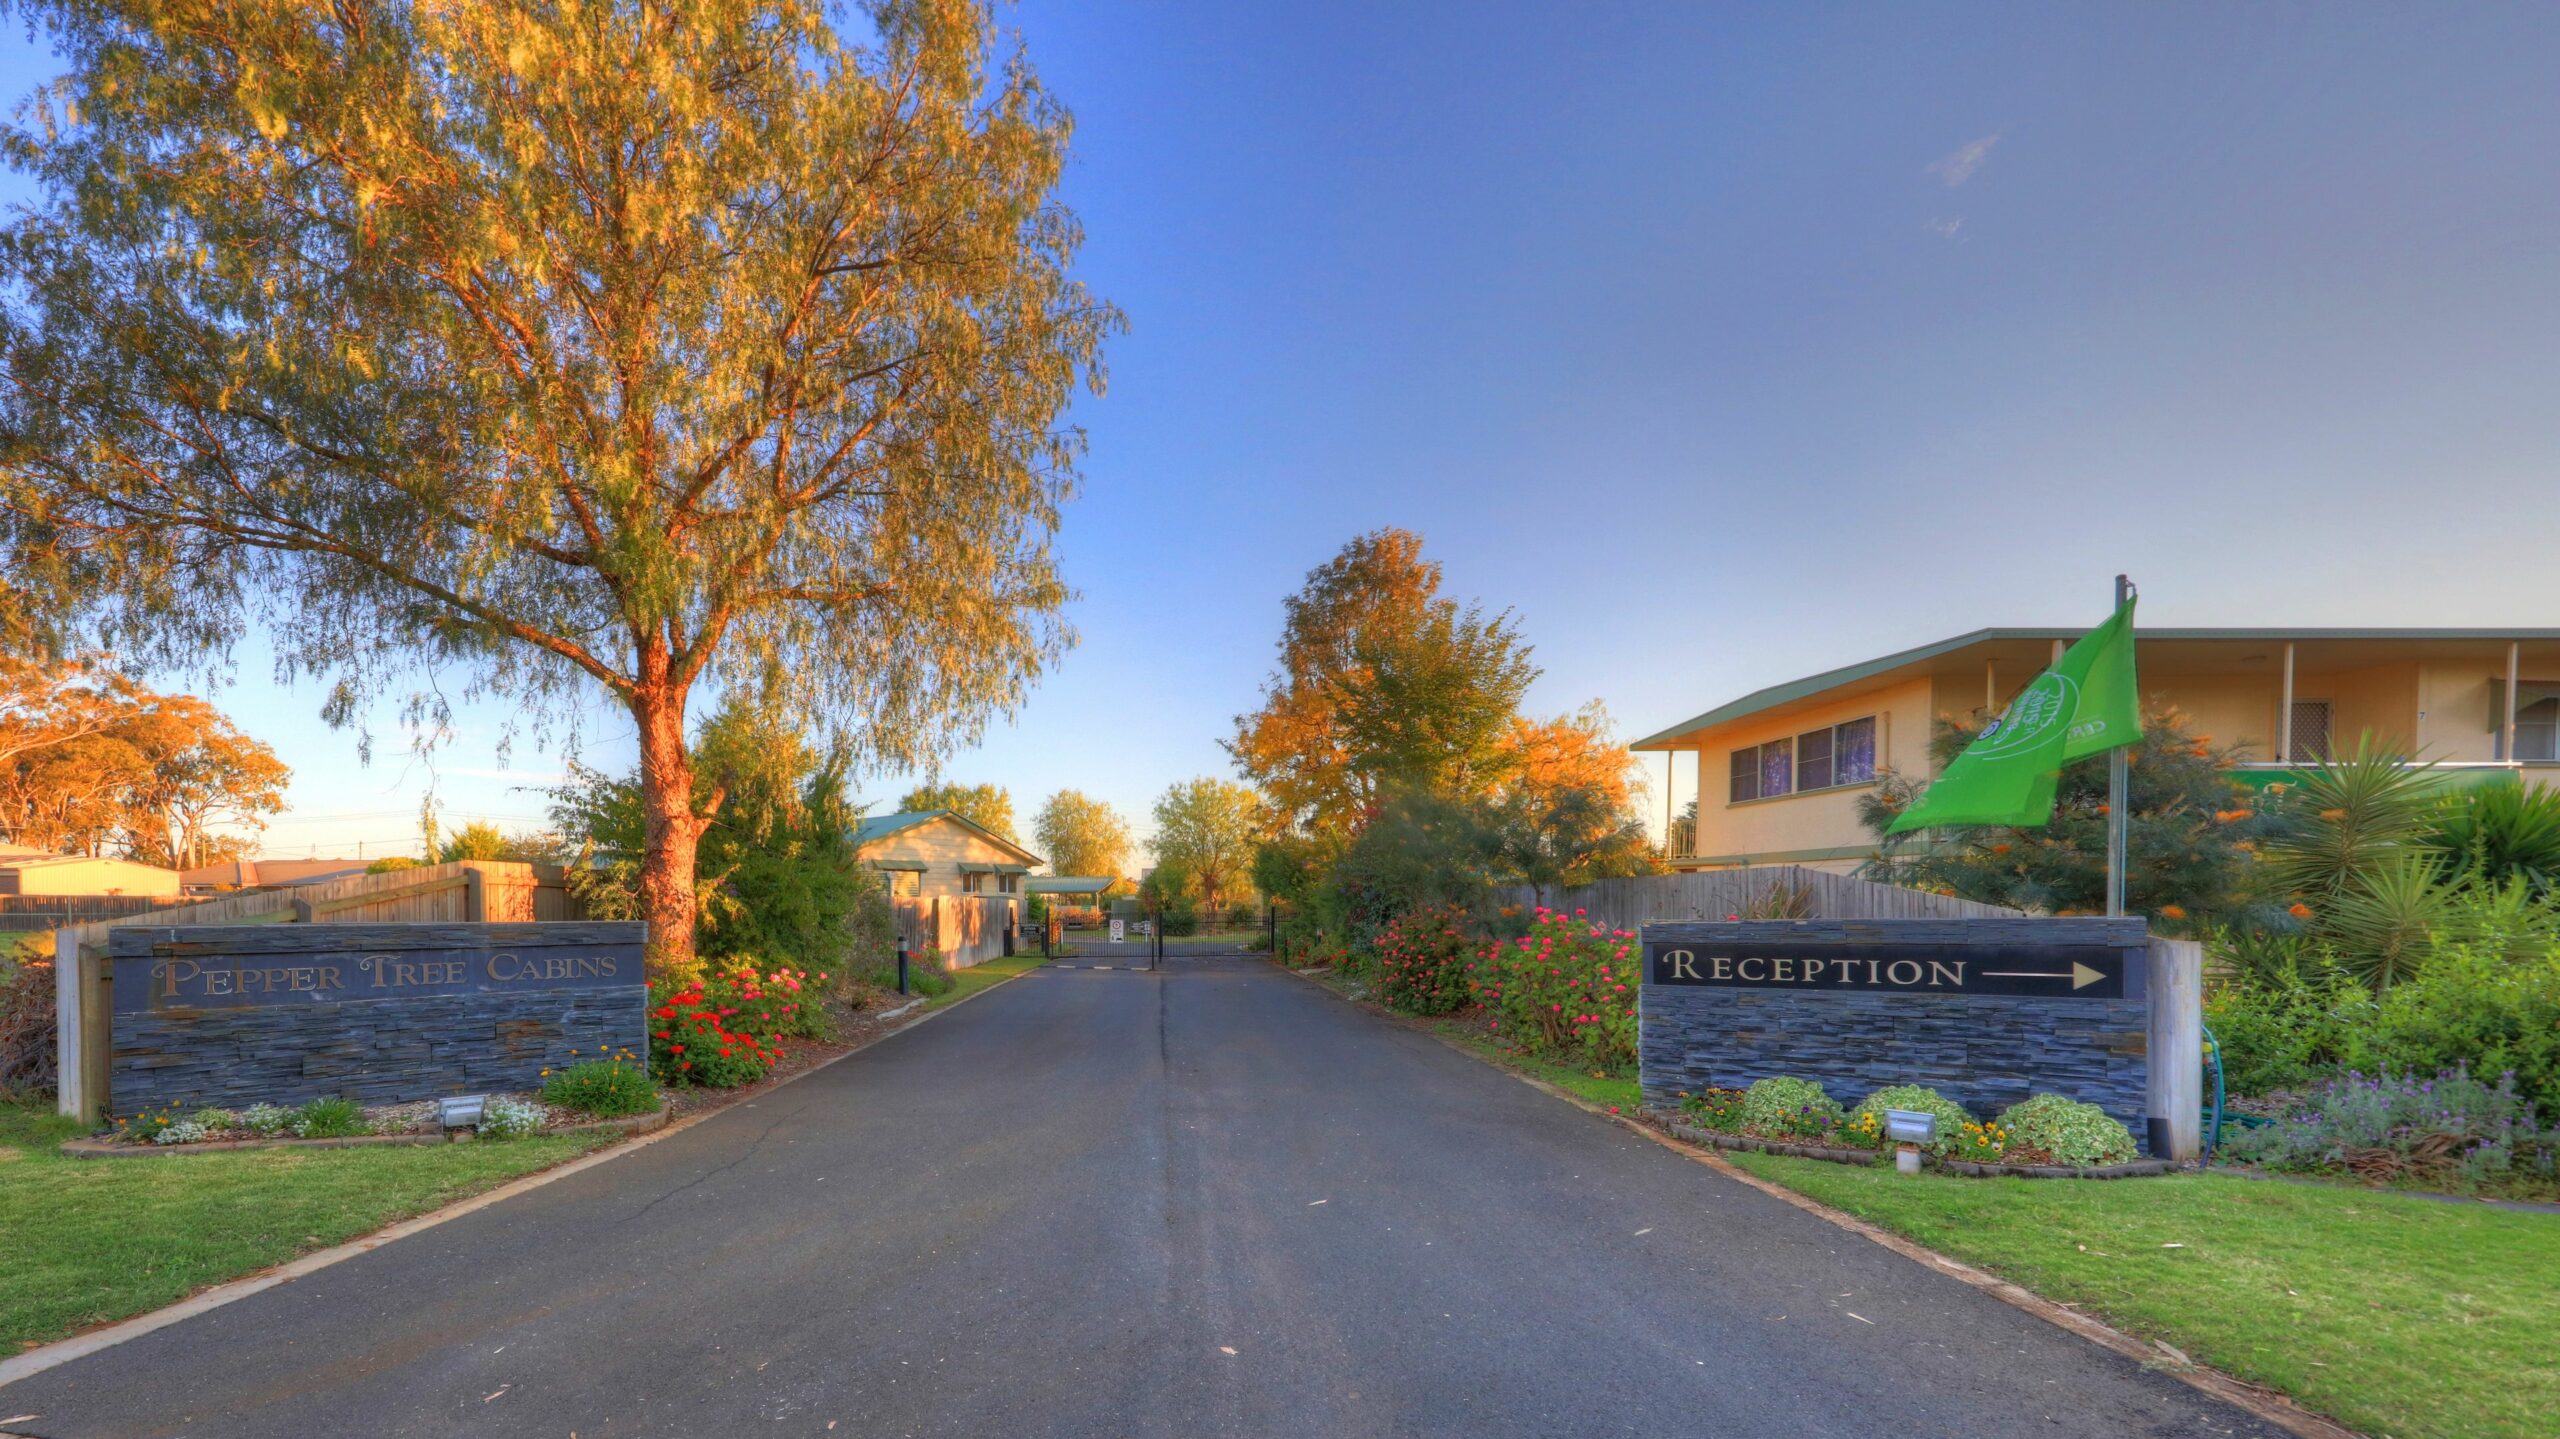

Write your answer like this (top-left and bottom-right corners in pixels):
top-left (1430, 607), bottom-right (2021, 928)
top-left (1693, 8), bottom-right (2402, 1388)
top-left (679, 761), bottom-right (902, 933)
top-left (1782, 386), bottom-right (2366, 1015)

top-left (4, 958), bottom-right (2282, 1438)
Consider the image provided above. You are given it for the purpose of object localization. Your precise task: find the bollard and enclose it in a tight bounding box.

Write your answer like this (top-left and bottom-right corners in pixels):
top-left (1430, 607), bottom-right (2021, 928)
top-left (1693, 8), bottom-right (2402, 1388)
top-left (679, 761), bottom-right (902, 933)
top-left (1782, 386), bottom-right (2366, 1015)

top-left (896, 942), bottom-right (910, 997)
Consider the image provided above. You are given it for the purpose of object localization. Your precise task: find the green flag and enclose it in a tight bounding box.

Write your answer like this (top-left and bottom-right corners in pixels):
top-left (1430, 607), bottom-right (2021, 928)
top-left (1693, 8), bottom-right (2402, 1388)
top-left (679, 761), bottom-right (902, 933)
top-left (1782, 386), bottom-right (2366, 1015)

top-left (1887, 597), bottom-right (2142, 834)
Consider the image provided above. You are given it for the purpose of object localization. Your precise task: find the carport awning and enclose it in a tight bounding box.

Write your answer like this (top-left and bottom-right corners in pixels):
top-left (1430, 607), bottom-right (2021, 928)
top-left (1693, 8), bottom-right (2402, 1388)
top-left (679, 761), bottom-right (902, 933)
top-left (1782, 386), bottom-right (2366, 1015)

top-left (957, 862), bottom-right (1031, 875)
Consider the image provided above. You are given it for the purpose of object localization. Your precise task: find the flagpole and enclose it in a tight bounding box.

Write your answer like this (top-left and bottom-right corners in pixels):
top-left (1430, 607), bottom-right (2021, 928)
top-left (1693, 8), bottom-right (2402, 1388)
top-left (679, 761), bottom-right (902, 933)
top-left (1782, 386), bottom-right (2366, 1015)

top-left (2106, 573), bottom-right (2132, 917)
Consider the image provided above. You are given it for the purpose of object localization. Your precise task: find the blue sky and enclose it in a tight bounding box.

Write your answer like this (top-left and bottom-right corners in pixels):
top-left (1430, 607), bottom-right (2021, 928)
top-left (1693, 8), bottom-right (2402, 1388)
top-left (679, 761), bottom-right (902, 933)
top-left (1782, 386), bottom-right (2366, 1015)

top-left (6, 3), bottom-right (2558, 861)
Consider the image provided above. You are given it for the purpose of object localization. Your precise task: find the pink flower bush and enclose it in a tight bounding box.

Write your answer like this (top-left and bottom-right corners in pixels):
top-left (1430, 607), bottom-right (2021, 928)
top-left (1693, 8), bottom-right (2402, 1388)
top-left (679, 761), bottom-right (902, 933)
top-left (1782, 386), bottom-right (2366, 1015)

top-left (1468, 908), bottom-right (1639, 1068)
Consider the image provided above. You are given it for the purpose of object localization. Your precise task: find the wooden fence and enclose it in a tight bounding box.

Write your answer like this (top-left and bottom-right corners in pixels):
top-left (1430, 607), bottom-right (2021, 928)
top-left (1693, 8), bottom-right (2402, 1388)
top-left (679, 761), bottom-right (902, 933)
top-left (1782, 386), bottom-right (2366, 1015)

top-left (891, 894), bottom-right (1017, 970)
top-left (54, 861), bottom-right (585, 1120)
top-left (0, 893), bottom-right (215, 937)
top-left (1489, 868), bottom-right (2019, 931)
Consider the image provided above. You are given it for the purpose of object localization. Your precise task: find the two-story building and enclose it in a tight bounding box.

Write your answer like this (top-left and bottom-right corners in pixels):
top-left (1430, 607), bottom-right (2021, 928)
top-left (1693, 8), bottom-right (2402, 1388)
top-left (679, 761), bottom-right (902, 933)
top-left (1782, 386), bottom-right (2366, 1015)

top-left (850, 810), bottom-right (1046, 900)
top-left (1636, 628), bottom-right (2560, 872)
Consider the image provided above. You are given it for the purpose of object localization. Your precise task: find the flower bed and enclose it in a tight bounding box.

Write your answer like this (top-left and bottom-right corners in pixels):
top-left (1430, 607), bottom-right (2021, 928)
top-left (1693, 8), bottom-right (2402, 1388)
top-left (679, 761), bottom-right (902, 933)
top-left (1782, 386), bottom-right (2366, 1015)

top-left (2215, 1064), bottom-right (2559, 1199)
top-left (64, 1099), bottom-right (664, 1158)
top-left (1659, 1076), bottom-right (2170, 1179)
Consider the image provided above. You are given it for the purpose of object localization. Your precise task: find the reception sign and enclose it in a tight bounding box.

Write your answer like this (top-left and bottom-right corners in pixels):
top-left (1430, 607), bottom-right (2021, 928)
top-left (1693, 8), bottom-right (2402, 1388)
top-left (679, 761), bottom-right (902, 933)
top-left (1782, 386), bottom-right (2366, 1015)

top-left (1645, 936), bottom-right (2134, 1000)
top-left (1638, 917), bottom-right (2197, 1159)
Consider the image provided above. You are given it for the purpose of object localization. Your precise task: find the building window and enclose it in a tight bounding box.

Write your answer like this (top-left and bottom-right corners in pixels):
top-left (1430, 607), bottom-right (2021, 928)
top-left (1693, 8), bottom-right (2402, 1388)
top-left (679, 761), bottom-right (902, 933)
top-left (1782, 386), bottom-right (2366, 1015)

top-left (2506, 696), bottom-right (2559, 762)
top-left (1000, 873), bottom-right (1020, 894)
top-left (886, 869), bottom-right (921, 897)
top-left (1729, 716), bottom-right (1877, 804)
top-left (962, 871), bottom-right (985, 894)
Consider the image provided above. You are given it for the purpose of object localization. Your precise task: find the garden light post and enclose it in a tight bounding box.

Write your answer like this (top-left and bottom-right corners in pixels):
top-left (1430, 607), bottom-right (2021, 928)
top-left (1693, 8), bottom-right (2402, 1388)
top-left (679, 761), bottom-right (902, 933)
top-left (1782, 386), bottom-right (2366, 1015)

top-left (896, 935), bottom-right (911, 997)
top-left (1885, 1108), bottom-right (1937, 1176)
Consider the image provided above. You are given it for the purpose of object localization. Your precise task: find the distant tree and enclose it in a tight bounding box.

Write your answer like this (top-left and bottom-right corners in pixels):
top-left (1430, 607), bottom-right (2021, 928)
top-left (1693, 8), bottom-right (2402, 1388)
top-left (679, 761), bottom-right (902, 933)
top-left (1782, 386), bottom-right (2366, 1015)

top-left (897, 782), bottom-right (1018, 841)
top-left (0, 1), bottom-right (1113, 974)
top-left (1486, 702), bottom-right (1655, 902)
top-left (1667, 799), bottom-right (1698, 859)
top-left (437, 820), bottom-right (549, 865)
top-left (1032, 789), bottom-right (1131, 878)
top-left (1860, 708), bottom-right (2274, 931)
top-left (0, 661), bottom-right (286, 861)
top-left (114, 696), bottom-right (291, 868)
top-left (366, 856), bottom-right (423, 875)
top-left (1229, 530), bottom-right (1536, 839)
top-left (1151, 778), bottom-right (1264, 916)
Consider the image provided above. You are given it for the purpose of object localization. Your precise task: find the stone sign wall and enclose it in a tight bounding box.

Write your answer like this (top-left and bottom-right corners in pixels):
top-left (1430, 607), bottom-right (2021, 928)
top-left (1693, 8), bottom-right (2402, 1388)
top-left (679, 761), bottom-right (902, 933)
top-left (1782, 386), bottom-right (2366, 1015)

top-left (1640, 917), bottom-right (2194, 1156)
top-left (108, 922), bottom-right (647, 1115)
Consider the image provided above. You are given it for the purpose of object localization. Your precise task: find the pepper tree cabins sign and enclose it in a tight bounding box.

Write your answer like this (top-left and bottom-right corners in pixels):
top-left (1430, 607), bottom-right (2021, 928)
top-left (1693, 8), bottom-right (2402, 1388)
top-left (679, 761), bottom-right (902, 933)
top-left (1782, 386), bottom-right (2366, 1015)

top-left (108, 922), bottom-right (648, 1116)
top-left (1639, 917), bottom-right (2201, 1159)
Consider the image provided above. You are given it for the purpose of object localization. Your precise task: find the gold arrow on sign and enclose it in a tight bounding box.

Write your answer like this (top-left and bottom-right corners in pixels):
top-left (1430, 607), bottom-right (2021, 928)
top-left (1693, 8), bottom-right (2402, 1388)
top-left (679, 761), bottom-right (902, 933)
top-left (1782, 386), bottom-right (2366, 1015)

top-left (1983, 962), bottom-right (2108, 989)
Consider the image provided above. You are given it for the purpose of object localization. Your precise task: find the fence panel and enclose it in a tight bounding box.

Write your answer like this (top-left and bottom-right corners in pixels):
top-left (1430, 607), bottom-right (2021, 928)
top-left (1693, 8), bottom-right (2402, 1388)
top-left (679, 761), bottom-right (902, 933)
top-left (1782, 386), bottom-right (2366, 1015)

top-left (1490, 867), bottom-right (2019, 931)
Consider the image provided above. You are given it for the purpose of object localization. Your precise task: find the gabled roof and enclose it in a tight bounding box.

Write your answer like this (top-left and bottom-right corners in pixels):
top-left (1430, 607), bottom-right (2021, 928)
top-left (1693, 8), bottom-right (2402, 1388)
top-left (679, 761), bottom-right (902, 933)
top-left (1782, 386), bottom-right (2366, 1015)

top-left (849, 809), bottom-right (1045, 868)
top-left (1633, 626), bottom-right (2560, 750)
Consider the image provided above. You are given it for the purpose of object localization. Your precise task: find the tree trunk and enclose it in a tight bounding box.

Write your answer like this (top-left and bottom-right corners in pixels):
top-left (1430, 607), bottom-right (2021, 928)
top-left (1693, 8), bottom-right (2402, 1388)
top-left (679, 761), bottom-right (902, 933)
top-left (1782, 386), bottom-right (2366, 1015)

top-left (633, 685), bottom-right (703, 982)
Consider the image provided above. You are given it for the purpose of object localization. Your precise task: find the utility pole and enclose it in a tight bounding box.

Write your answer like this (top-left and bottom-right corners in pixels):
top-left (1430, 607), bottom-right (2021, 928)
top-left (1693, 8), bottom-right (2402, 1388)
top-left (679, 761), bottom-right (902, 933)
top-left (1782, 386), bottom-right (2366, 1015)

top-left (2106, 573), bottom-right (2133, 918)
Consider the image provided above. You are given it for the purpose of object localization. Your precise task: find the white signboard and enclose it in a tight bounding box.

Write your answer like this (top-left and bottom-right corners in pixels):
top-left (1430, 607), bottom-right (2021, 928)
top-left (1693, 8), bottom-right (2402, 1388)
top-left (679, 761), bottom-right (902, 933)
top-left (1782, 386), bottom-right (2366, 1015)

top-left (1109, 918), bottom-right (1125, 943)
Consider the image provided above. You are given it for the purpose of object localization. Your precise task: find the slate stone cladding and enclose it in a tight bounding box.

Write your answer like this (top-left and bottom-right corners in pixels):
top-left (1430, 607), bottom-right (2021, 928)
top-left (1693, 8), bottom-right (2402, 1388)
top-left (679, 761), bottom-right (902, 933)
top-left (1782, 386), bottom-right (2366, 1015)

top-left (1640, 917), bottom-right (2156, 1153)
top-left (111, 986), bottom-right (647, 1114)
top-left (1639, 986), bottom-right (2150, 1145)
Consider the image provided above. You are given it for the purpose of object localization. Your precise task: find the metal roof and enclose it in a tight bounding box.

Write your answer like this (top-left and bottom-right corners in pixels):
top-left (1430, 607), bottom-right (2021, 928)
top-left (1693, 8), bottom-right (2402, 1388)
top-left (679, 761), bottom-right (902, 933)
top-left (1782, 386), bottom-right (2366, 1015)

top-left (1633, 627), bottom-right (2560, 750)
top-left (1025, 876), bottom-right (1117, 894)
top-left (848, 809), bottom-right (1045, 868)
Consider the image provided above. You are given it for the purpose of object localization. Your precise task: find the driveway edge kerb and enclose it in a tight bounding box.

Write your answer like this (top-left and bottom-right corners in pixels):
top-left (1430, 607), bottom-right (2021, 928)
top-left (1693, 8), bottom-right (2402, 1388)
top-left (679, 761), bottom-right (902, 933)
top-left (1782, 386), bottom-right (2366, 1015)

top-left (0, 961), bottom-right (1044, 1392)
top-left (1274, 961), bottom-right (2367, 1439)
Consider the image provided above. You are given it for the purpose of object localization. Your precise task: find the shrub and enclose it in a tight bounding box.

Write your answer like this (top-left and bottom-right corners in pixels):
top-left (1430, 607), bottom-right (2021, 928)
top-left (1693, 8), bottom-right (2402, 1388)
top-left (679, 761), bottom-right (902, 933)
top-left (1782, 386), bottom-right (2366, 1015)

top-left (478, 1097), bottom-right (549, 1140)
top-left (1468, 908), bottom-right (1640, 1068)
top-left (2351, 944), bottom-right (2560, 1116)
top-left (867, 949), bottom-right (953, 998)
top-left (1850, 1085), bottom-right (1973, 1157)
top-left (2204, 967), bottom-right (2372, 1097)
top-left (2218, 1065), bottom-right (2556, 1193)
top-left (189, 1107), bottom-right (238, 1130)
top-left (1739, 1077), bottom-right (1845, 1139)
top-left (0, 957), bottom-right (57, 1100)
top-left (541, 1056), bottom-right (658, 1117)
top-left (1374, 906), bottom-right (1474, 1015)
top-left (1997, 1094), bottom-right (2138, 1167)
top-left (153, 1119), bottom-right (211, 1146)
top-left (708, 961), bottom-right (834, 1041)
top-left (239, 1103), bottom-right (295, 1137)
top-left (1678, 1087), bottom-right (1748, 1131)
top-left (291, 1096), bottom-right (371, 1139)
top-left (648, 978), bottom-right (785, 1087)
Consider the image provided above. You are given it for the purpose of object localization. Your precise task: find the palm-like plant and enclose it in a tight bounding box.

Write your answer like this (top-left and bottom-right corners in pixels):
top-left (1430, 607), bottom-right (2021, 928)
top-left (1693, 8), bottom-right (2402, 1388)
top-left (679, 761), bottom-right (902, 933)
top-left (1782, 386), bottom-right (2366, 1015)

top-left (2259, 736), bottom-right (2440, 902)
top-left (2318, 853), bottom-right (2458, 988)
top-left (2419, 779), bottom-right (2560, 897)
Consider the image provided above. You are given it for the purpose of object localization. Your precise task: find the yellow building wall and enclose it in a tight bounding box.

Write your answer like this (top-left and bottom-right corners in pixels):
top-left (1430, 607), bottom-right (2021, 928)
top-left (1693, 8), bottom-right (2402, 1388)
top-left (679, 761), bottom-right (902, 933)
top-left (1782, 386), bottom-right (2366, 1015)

top-left (0, 858), bottom-right (182, 897)
top-left (1686, 678), bottom-right (1932, 863)
top-left (2415, 661), bottom-right (2504, 763)
top-left (858, 819), bottom-right (1030, 901)
top-left (2144, 675), bottom-right (2279, 758)
top-left (2296, 662), bottom-right (2420, 756)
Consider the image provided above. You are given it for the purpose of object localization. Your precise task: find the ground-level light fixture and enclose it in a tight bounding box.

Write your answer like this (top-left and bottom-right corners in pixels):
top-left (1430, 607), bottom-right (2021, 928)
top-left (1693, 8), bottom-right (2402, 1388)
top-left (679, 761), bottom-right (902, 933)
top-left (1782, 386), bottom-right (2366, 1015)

top-left (438, 1094), bottom-right (488, 1130)
top-left (1884, 1108), bottom-right (1937, 1176)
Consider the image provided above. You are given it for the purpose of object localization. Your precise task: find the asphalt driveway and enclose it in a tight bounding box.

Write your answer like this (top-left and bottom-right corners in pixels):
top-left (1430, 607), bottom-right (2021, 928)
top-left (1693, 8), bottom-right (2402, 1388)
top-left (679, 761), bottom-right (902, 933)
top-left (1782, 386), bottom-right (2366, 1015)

top-left (1, 957), bottom-right (2282, 1437)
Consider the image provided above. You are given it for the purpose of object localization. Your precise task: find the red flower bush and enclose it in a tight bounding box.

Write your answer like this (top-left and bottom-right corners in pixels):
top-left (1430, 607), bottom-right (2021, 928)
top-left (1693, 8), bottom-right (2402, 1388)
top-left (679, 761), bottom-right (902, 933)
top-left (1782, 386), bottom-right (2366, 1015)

top-left (1468, 907), bottom-right (1639, 1068)
top-left (1375, 906), bottom-right (1474, 1015)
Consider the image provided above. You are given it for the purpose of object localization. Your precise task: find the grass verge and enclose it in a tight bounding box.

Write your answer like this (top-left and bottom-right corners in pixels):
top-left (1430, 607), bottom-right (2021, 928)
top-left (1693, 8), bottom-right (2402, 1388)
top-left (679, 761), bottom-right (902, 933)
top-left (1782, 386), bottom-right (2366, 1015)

top-left (0, 1100), bottom-right (620, 1353)
top-left (1721, 1150), bottom-right (2560, 1439)
top-left (927, 952), bottom-right (1046, 1009)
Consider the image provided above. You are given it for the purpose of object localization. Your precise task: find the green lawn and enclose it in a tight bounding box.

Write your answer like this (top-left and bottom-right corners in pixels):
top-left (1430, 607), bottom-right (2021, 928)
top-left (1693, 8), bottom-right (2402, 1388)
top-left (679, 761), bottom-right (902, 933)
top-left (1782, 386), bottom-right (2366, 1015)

top-left (928, 952), bottom-right (1047, 1009)
top-left (1721, 1151), bottom-right (2560, 1439)
top-left (0, 1101), bottom-right (620, 1352)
